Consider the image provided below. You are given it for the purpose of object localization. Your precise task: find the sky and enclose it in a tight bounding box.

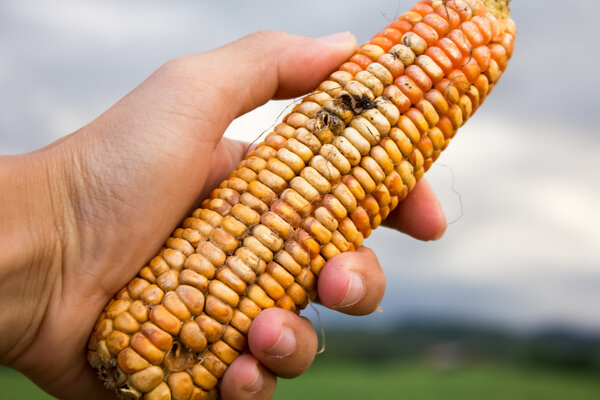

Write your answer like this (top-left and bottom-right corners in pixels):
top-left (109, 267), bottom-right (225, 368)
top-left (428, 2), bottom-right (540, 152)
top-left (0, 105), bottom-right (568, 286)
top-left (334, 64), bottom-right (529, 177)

top-left (1, 0), bottom-right (599, 333)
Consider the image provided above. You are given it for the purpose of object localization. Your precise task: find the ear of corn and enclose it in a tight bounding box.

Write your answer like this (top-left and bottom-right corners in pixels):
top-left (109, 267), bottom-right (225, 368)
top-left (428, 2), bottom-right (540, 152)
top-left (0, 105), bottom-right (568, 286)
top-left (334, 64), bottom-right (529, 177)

top-left (88, 1), bottom-right (516, 399)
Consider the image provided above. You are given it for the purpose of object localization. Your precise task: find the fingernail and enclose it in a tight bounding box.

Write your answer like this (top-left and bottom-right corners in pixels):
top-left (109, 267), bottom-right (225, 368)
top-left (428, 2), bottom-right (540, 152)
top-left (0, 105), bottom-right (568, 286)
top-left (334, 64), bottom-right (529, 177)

top-left (337, 272), bottom-right (366, 308)
top-left (265, 326), bottom-right (296, 358)
top-left (243, 364), bottom-right (263, 394)
top-left (317, 31), bottom-right (354, 44)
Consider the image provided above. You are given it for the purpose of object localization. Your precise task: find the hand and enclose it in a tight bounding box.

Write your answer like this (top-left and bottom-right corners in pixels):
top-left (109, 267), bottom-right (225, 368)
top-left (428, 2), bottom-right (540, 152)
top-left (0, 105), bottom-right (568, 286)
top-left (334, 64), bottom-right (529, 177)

top-left (0, 30), bottom-right (446, 400)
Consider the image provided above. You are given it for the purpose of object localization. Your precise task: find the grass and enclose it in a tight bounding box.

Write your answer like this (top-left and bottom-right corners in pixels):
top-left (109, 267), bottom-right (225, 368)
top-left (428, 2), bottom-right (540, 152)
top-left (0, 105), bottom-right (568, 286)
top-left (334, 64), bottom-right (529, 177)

top-left (2, 362), bottom-right (599, 400)
top-left (0, 366), bottom-right (55, 400)
top-left (274, 361), bottom-right (600, 400)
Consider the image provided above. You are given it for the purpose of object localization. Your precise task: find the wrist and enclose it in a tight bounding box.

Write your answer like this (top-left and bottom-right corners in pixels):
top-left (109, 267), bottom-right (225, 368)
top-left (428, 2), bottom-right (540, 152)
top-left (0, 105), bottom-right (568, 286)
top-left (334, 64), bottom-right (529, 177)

top-left (0, 150), bottom-right (67, 365)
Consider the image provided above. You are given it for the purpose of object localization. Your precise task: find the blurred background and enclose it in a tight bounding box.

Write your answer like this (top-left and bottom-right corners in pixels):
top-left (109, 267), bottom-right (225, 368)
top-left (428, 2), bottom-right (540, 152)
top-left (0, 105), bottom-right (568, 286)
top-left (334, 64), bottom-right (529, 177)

top-left (1, 0), bottom-right (599, 399)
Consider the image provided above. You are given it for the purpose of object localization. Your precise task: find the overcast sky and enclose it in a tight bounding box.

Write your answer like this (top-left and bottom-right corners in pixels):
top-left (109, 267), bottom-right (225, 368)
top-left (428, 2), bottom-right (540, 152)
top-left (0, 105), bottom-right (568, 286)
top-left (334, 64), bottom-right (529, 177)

top-left (1, 0), bottom-right (599, 333)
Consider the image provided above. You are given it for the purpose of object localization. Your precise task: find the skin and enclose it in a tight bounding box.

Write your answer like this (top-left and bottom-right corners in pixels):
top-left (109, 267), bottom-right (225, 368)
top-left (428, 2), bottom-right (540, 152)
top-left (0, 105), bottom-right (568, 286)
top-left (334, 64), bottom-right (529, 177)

top-left (0, 31), bottom-right (446, 400)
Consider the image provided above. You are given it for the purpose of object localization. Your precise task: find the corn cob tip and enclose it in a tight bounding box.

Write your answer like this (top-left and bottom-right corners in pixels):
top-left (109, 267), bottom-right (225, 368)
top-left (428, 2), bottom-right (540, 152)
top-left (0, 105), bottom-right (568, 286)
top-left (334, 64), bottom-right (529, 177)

top-left (481, 0), bottom-right (511, 19)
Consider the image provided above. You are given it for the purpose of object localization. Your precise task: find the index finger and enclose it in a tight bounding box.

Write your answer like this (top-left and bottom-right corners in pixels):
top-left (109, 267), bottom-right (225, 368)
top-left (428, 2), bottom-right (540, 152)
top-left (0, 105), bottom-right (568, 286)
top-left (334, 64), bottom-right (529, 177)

top-left (382, 179), bottom-right (447, 241)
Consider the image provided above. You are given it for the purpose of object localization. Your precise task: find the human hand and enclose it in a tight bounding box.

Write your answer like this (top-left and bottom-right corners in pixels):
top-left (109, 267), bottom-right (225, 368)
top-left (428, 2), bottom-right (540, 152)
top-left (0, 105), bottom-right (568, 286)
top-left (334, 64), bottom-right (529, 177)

top-left (0, 31), bottom-right (446, 400)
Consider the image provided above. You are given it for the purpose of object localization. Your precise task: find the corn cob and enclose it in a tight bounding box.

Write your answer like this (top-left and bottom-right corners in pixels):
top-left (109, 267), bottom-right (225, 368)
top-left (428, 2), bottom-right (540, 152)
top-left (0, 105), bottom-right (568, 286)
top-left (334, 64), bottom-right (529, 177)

top-left (87, 1), bottom-right (516, 399)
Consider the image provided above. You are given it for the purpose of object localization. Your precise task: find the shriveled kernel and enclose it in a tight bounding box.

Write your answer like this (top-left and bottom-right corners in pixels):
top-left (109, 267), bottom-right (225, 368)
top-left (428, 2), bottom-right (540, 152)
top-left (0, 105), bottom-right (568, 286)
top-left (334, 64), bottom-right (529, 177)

top-left (402, 32), bottom-right (428, 55)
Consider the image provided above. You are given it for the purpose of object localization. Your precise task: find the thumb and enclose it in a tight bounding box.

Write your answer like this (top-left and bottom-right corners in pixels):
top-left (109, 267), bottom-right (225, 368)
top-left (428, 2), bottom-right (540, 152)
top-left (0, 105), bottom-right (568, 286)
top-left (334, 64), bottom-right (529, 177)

top-left (143, 30), bottom-right (357, 145)
top-left (208, 30), bottom-right (358, 116)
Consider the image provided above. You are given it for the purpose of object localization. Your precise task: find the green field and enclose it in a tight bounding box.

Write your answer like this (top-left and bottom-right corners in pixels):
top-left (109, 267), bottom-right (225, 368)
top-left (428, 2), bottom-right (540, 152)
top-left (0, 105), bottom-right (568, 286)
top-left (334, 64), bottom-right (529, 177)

top-left (275, 361), bottom-right (600, 399)
top-left (2, 362), bottom-right (599, 400)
